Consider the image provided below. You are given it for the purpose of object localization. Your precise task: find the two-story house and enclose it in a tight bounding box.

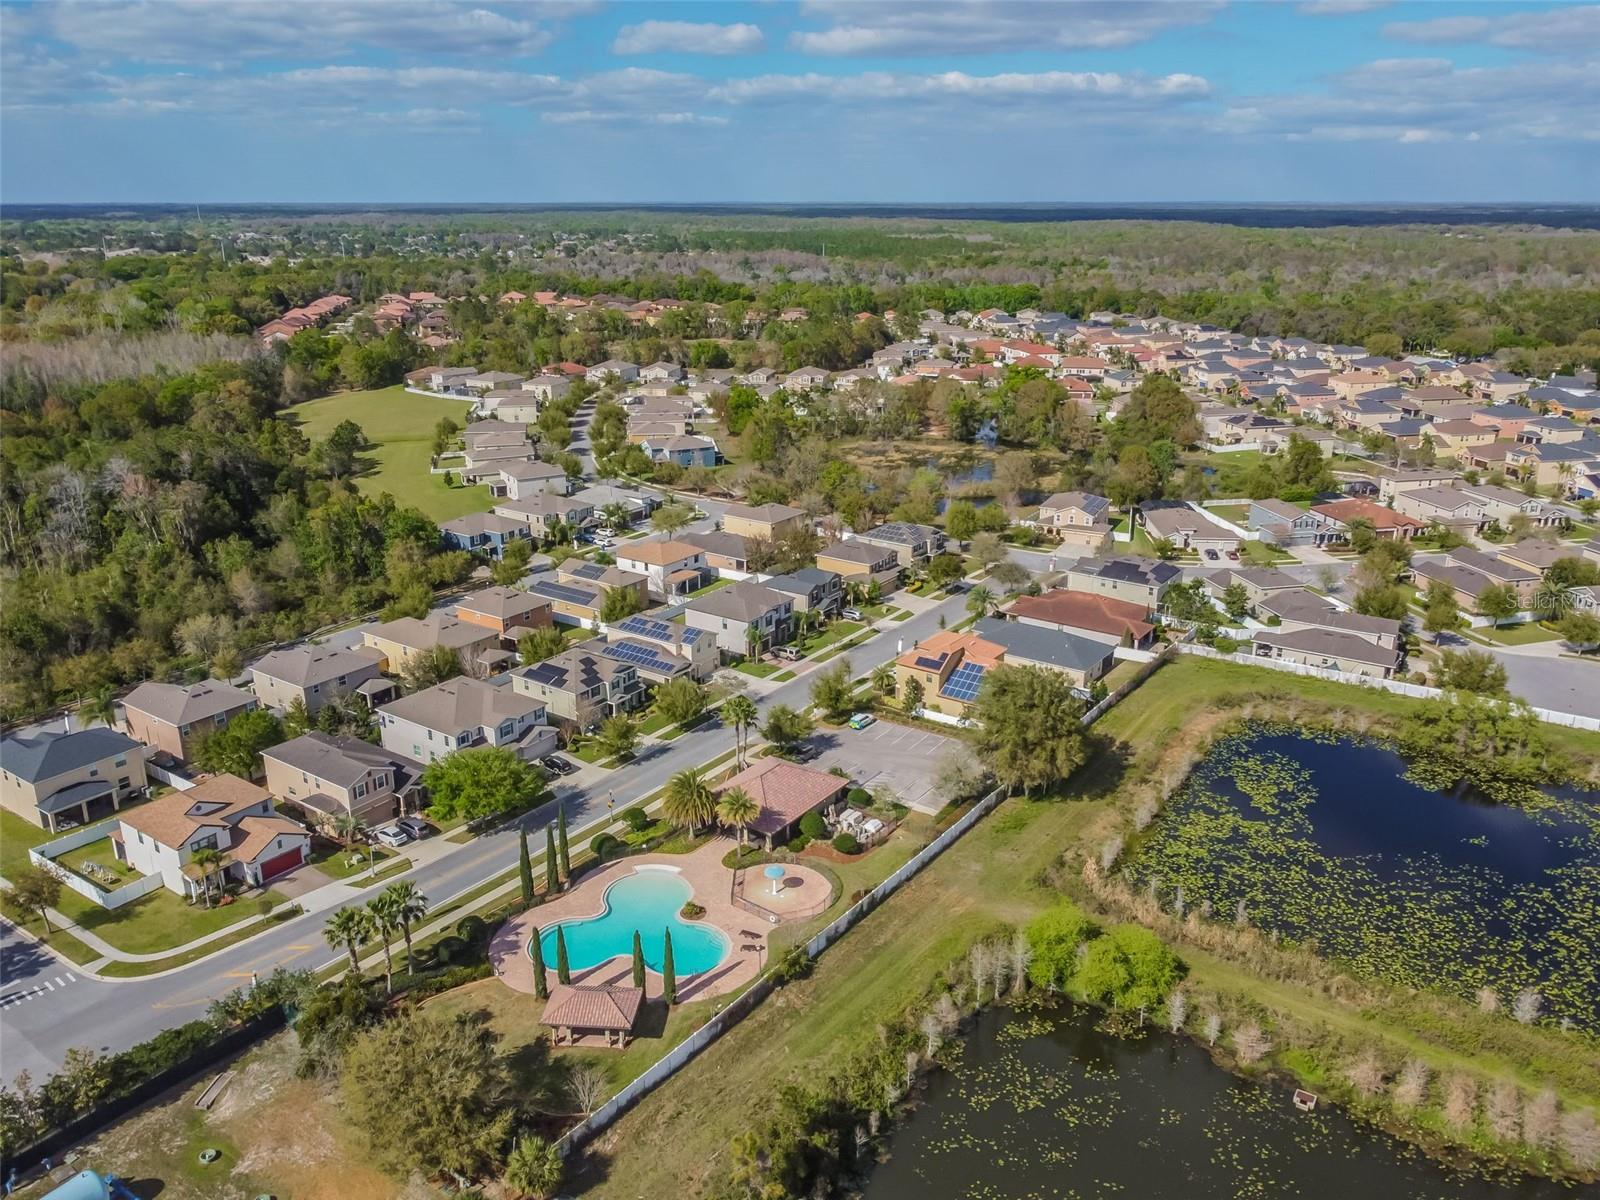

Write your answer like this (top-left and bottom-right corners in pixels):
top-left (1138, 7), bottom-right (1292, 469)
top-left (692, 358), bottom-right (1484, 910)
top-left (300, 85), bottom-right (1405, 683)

top-left (816, 540), bottom-right (902, 590)
top-left (639, 434), bottom-right (718, 468)
top-left (249, 645), bottom-right (388, 715)
top-left (764, 567), bottom-right (844, 618)
top-left (122, 679), bottom-right (260, 764)
top-left (601, 613), bottom-right (719, 682)
top-left (361, 613), bottom-right (505, 676)
top-left (1035, 491), bottom-right (1113, 550)
top-left (1062, 556), bottom-right (1182, 611)
top-left (115, 774), bottom-right (309, 898)
top-left (511, 648), bottom-right (643, 727)
top-left (439, 511), bottom-right (533, 560)
top-left (720, 502), bottom-right (809, 542)
top-left (614, 539), bottom-right (709, 599)
top-left (455, 586), bottom-right (554, 645)
top-left (1246, 499), bottom-right (1345, 548)
top-left (849, 522), bottom-right (947, 568)
top-left (493, 494), bottom-right (596, 540)
top-left (683, 581), bottom-right (794, 658)
top-left (262, 732), bottom-right (424, 828)
top-left (0, 727), bottom-right (148, 831)
top-left (378, 677), bottom-right (556, 764)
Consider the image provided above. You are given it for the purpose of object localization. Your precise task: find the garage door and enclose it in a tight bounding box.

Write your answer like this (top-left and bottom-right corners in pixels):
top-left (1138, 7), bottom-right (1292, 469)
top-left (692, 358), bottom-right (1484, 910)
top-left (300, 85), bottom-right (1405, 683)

top-left (258, 847), bottom-right (303, 881)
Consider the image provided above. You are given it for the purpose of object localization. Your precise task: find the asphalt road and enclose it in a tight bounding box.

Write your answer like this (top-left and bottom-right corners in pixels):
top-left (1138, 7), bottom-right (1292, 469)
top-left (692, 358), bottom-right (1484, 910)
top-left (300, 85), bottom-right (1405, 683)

top-left (0, 586), bottom-right (974, 1081)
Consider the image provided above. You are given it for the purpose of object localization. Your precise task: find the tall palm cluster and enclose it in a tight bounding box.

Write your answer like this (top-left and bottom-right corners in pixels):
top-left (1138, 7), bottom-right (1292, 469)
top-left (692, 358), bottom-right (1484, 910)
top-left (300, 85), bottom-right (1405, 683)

top-left (324, 879), bottom-right (429, 994)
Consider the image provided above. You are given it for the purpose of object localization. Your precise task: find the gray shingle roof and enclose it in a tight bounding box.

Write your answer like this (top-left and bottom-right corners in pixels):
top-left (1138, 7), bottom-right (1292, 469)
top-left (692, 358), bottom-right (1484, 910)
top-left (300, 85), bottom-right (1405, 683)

top-left (0, 727), bottom-right (143, 783)
top-left (123, 679), bottom-right (257, 726)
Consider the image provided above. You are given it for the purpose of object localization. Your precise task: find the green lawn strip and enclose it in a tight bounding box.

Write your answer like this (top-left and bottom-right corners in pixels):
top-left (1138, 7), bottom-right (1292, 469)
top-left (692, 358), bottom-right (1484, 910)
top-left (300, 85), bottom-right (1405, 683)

top-left (307, 839), bottom-right (395, 880)
top-left (734, 660), bottom-right (780, 678)
top-left (567, 740), bottom-right (614, 763)
top-left (285, 387), bottom-right (484, 522)
top-left (810, 632), bottom-right (875, 665)
top-left (1470, 621), bottom-right (1563, 646)
top-left (638, 710), bottom-right (676, 736)
top-left (2, 805), bottom-right (146, 880)
top-left (581, 656), bottom-right (1600, 1196)
top-left (52, 884), bottom-right (291, 957)
top-left (686, 577), bottom-right (734, 598)
top-left (96, 907), bottom-right (302, 977)
top-left (7, 922), bottom-right (101, 966)
top-left (797, 620), bottom-right (864, 657)
top-left (770, 670), bottom-right (796, 682)
top-left (348, 857), bottom-right (415, 888)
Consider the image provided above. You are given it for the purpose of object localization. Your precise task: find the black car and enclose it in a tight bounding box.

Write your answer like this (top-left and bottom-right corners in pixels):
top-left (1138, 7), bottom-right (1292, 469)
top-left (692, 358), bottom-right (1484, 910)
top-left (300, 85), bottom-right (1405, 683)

top-left (541, 755), bottom-right (578, 776)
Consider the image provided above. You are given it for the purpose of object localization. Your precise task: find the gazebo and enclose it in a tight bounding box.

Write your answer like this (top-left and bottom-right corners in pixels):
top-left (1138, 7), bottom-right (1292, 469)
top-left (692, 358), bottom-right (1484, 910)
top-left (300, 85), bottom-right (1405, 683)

top-left (541, 983), bottom-right (644, 1049)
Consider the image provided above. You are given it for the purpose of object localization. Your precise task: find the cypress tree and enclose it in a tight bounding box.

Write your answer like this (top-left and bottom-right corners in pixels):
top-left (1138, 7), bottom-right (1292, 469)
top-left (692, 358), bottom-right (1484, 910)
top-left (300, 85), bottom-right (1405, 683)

top-left (530, 926), bottom-right (549, 1000)
top-left (631, 929), bottom-right (645, 989)
top-left (557, 805), bottom-right (571, 879)
top-left (662, 928), bottom-right (677, 1005)
top-left (556, 926), bottom-right (571, 984)
top-left (546, 825), bottom-right (560, 892)
top-left (518, 828), bottom-right (534, 907)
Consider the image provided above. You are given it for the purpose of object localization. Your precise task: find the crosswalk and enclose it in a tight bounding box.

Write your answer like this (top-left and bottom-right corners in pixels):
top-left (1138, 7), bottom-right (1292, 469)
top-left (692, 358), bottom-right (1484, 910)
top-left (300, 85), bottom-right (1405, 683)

top-left (0, 972), bottom-right (77, 1010)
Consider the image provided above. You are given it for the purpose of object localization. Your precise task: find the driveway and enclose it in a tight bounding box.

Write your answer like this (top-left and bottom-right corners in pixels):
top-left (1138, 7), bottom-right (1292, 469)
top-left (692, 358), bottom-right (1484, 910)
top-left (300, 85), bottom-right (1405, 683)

top-left (808, 718), bottom-right (964, 814)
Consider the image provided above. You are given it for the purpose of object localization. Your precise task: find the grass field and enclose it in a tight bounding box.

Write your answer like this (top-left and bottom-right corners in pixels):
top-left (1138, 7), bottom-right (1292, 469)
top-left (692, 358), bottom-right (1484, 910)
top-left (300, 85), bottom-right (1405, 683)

top-left (579, 656), bottom-right (1600, 1196)
top-left (286, 386), bottom-right (487, 521)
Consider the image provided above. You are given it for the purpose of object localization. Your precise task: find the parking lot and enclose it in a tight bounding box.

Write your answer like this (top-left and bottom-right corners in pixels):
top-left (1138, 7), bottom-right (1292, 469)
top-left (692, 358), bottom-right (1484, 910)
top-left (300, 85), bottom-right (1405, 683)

top-left (810, 717), bottom-right (963, 814)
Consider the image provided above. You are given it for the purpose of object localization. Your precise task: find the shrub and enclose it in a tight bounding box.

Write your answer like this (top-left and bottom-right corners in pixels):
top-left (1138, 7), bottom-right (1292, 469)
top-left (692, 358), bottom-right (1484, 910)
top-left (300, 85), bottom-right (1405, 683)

top-left (846, 787), bottom-right (872, 808)
top-left (799, 811), bottom-right (828, 839)
top-left (1212, 635), bottom-right (1239, 654)
top-left (680, 901), bottom-right (706, 920)
top-left (831, 832), bottom-right (861, 855)
top-left (774, 944), bottom-right (814, 984)
top-left (455, 915), bottom-right (488, 945)
top-left (619, 806), bottom-right (650, 831)
top-left (787, 835), bottom-right (810, 852)
top-left (590, 832), bottom-right (620, 860)
top-left (432, 935), bottom-right (469, 965)
top-left (255, 898), bottom-right (273, 916)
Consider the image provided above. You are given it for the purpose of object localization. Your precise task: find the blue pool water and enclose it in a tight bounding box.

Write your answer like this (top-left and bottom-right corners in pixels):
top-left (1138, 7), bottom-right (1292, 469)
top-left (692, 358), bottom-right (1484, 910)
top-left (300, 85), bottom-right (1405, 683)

top-left (532, 870), bottom-right (730, 974)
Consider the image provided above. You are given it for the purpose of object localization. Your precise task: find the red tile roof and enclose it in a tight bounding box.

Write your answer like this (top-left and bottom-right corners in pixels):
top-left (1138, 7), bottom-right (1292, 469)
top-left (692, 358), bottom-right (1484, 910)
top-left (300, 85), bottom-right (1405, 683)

top-left (1002, 589), bottom-right (1154, 640)
top-left (717, 758), bottom-right (847, 836)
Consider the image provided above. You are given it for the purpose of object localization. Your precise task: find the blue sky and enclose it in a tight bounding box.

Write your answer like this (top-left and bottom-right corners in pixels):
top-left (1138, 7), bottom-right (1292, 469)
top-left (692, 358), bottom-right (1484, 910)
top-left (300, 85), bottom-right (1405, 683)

top-left (2, 1), bottom-right (1596, 204)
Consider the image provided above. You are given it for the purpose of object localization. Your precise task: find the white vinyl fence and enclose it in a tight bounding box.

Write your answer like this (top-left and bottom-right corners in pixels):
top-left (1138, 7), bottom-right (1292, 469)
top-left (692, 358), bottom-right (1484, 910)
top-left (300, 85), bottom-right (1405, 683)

top-left (1178, 643), bottom-right (1600, 731)
top-left (147, 763), bottom-right (197, 791)
top-left (31, 824), bottom-right (164, 909)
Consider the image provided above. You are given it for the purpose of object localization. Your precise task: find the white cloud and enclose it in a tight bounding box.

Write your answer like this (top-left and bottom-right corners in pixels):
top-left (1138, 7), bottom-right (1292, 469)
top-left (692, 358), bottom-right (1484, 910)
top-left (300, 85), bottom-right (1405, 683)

top-left (1297, 1), bottom-right (1392, 14)
top-left (712, 69), bottom-right (1209, 105)
top-left (39, 1), bottom-right (563, 62)
top-left (542, 110), bottom-right (729, 126)
top-left (1384, 5), bottom-right (1600, 54)
top-left (612, 21), bottom-right (765, 56)
top-left (790, 0), bottom-right (1221, 54)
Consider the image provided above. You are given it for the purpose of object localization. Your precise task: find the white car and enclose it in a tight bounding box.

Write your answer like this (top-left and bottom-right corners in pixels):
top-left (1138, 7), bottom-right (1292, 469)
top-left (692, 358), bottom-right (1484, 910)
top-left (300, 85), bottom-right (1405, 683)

top-left (373, 824), bottom-right (413, 849)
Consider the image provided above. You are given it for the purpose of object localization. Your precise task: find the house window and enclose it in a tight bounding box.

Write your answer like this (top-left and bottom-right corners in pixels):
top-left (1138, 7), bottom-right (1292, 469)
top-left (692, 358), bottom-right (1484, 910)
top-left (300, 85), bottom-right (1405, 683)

top-left (191, 833), bottom-right (219, 852)
top-left (89, 767), bottom-right (99, 777)
top-left (114, 756), bottom-right (127, 767)
top-left (374, 773), bottom-right (386, 789)
top-left (354, 782), bottom-right (368, 799)
top-left (117, 777), bottom-right (129, 789)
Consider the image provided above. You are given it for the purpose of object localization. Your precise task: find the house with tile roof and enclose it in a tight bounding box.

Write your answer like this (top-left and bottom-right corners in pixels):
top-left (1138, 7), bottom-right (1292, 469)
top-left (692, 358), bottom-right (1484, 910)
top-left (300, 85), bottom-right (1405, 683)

top-left (715, 758), bottom-right (849, 849)
top-left (894, 629), bottom-right (1006, 719)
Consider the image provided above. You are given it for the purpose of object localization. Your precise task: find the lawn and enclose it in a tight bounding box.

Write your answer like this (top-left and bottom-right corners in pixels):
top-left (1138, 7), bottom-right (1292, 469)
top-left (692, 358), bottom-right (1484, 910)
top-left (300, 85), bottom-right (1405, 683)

top-left (286, 386), bottom-right (486, 522)
top-left (797, 619), bottom-right (864, 656)
top-left (686, 577), bottom-right (734, 598)
top-left (36, 878), bottom-right (293, 957)
top-left (578, 656), bottom-right (1600, 1197)
top-left (307, 837), bottom-right (394, 880)
top-left (734, 659), bottom-right (781, 678)
top-left (1469, 621), bottom-right (1565, 646)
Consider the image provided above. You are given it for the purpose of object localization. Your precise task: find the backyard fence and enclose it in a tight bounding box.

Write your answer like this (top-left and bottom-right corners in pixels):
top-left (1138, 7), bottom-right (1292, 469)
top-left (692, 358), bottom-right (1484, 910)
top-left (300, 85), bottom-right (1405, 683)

top-left (1177, 643), bottom-right (1600, 731)
top-left (1079, 640), bottom-right (1179, 727)
top-left (147, 762), bottom-right (196, 791)
top-left (557, 783), bottom-right (1008, 1157)
top-left (30, 824), bottom-right (164, 910)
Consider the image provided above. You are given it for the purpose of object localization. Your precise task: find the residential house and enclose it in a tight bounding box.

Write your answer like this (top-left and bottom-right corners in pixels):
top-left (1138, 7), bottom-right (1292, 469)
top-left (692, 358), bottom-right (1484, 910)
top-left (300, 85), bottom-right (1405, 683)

top-left (1377, 466), bottom-right (1463, 504)
top-left (491, 461), bottom-right (571, 501)
top-left (521, 374), bottom-right (573, 402)
top-left (262, 733), bottom-right (423, 828)
top-left (1412, 549), bottom-right (1538, 608)
top-left (1202, 568), bottom-right (1305, 610)
top-left (894, 629), bottom-right (1005, 719)
top-left (615, 539), bottom-right (709, 599)
top-left (454, 587), bottom-right (554, 643)
top-left (815, 540), bottom-right (902, 590)
top-left (492, 494), bottom-right (596, 539)
top-left (849, 522), bottom-right (947, 568)
top-left (1036, 491), bottom-right (1114, 550)
top-left (475, 391), bottom-right (539, 425)
top-left (602, 614), bottom-right (719, 682)
top-left (570, 484), bottom-right (659, 526)
top-left (1063, 556), bottom-right (1181, 610)
top-left (586, 360), bottom-right (640, 384)
top-left (764, 567), bottom-right (844, 618)
top-left (971, 617), bottom-right (1114, 690)
top-left (1456, 484), bottom-right (1562, 532)
top-left (361, 613), bottom-right (503, 676)
top-left (115, 774), bottom-right (308, 899)
top-left (465, 371), bottom-right (525, 394)
top-left (1390, 486), bottom-right (1485, 533)
top-left (1139, 503), bottom-right (1241, 553)
top-left (720, 502), bottom-right (809, 542)
top-left (1251, 627), bottom-right (1402, 679)
top-left (1001, 589), bottom-right (1156, 647)
top-left (1254, 589), bottom-right (1403, 653)
top-left (511, 648), bottom-right (644, 727)
top-left (681, 529), bottom-right (755, 576)
top-left (529, 562), bottom-right (650, 627)
top-left (786, 366), bottom-right (831, 390)
top-left (640, 434), bottom-right (718, 468)
top-left (639, 361), bottom-right (684, 383)
top-left (1425, 419), bottom-right (1498, 454)
top-left (249, 649), bottom-right (387, 713)
top-left (378, 677), bottom-right (556, 764)
top-left (122, 680), bottom-right (260, 764)
top-left (1247, 499), bottom-right (1344, 547)
top-left (714, 758), bottom-right (848, 850)
top-left (0, 727), bottom-right (148, 832)
top-left (1497, 540), bottom-right (1578, 579)
top-left (1310, 498), bottom-right (1425, 541)
top-left (683, 581), bottom-right (794, 658)
top-left (440, 511), bottom-right (533, 560)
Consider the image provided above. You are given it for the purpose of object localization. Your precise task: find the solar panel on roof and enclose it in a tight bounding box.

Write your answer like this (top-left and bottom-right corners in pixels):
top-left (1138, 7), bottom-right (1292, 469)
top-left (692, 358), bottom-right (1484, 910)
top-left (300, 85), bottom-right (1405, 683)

top-left (618, 614), bottom-right (676, 641)
top-left (532, 581), bottom-right (597, 605)
top-left (601, 641), bottom-right (680, 675)
top-left (940, 662), bottom-right (987, 703)
top-left (913, 654), bottom-right (946, 671)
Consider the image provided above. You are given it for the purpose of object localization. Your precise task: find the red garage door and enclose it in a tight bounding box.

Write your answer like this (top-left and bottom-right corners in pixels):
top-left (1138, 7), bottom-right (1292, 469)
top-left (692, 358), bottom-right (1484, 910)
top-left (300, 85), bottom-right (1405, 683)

top-left (258, 847), bottom-right (303, 881)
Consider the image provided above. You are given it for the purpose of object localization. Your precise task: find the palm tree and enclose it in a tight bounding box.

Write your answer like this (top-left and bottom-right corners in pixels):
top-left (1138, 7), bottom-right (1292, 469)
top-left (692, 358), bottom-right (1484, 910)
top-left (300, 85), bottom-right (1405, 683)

top-left (601, 502), bottom-right (632, 532)
top-left (383, 880), bottom-right (429, 971)
top-left (504, 1134), bottom-right (564, 1200)
top-left (745, 623), bottom-right (764, 660)
top-left (717, 787), bottom-right (758, 849)
top-left (333, 813), bottom-right (363, 849)
top-left (79, 685), bottom-right (118, 730)
top-left (722, 694), bottom-right (758, 769)
top-left (1534, 578), bottom-right (1575, 618)
top-left (965, 585), bottom-right (996, 619)
top-left (870, 663), bottom-right (895, 696)
top-left (189, 847), bottom-right (225, 908)
top-left (662, 768), bottom-right (717, 835)
top-left (367, 889), bottom-right (403, 995)
top-left (324, 906), bottom-right (375, 977)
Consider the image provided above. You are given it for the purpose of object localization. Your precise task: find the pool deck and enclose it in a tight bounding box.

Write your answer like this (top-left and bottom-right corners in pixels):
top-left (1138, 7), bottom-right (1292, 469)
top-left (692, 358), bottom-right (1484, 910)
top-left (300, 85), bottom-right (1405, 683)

top-left (491, 839), bottom-right (798, 1004)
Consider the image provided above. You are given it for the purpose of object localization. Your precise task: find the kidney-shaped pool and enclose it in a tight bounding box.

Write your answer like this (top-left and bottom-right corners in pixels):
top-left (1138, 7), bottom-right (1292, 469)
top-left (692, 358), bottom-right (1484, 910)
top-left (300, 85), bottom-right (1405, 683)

top-left (532, 868), bottom-right (731, 975)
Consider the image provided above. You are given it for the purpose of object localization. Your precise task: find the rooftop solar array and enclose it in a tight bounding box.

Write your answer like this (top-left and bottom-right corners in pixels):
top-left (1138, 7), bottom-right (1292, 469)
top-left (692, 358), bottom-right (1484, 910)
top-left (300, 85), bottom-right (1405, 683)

top-left (601, 640), bottom-right (682, 676)
top-left (940, 661), bottom-right (988, 703)
top-left (617, 614), bottom-right (675, 641)
top-left (913, 654), bottom-right (947, 671)
top-left (531, 580), bottom-right (598, 606)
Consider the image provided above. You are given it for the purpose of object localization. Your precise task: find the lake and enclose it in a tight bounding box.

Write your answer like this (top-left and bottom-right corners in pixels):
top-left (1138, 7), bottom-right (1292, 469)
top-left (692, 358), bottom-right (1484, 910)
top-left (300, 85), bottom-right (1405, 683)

top-left (867, 1005), bottom-right (1570, 1199)
top-left (1129, 728), bottom-right (1600, 1030)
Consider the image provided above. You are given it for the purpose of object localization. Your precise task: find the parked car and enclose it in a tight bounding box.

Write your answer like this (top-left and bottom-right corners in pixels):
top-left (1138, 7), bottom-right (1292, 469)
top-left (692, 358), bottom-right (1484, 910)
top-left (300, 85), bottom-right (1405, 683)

top-left (775, 644), bottom-right (803, 661)
top-left (1204, 549), bottom-right (1221, 561)
top-left (541, 755), bottom-right (578, 776)
top-left (396, 815), bottom-right (432, 840)
top-left (842, 606), bottom-right (864, 621)
top-left (373, 824), bottom-right (412, 849)
top-left (847, 712), bottom-right (877, 730)
top-left (1226, 549), bottom-right (1240, 561)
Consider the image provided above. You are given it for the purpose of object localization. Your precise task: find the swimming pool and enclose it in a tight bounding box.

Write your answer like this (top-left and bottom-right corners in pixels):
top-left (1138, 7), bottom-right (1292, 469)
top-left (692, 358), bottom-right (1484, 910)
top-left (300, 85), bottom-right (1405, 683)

top-left (532, 869), bottom-right (730, 975)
